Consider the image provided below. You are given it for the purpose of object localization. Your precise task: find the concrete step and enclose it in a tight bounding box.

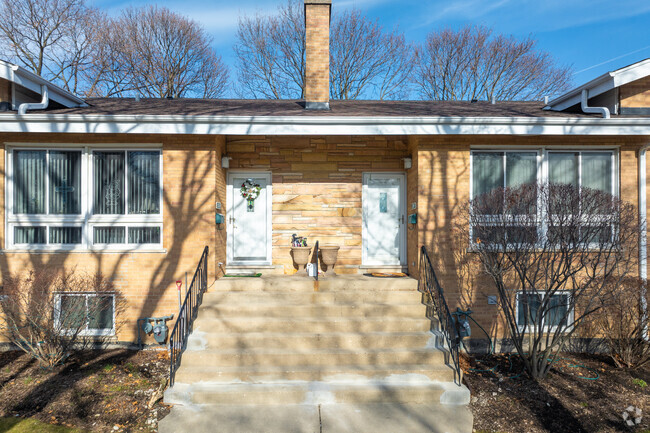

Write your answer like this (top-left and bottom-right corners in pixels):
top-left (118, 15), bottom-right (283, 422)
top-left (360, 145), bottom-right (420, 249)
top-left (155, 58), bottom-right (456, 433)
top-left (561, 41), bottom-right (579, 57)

top-left (211, 275), bottom-right (418, 292)
top-left (196, 303), bottom-right (427, 319)
top-left (192, 316), bottom-right (432, 333)
top-left (165, 379), bottom-right (469, 406)
top-left (173, 363), bottom-right (456, 384)
top-left (202, 289), bottom-right (425, 305)
top-left (179, 347), bottom-right (445, 368)
top-left (186, 331), bottom-right (434, 351)
top-left (159, 403), bottom-right (473, 433)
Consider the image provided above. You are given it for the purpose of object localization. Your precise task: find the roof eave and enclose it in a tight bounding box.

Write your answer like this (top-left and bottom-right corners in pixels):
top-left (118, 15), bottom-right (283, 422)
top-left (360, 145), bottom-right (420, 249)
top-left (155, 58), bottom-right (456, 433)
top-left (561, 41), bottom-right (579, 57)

top-left (0, 113), bottom-right (649, 136)
top-left (0, 60), bottom-right (87, 108)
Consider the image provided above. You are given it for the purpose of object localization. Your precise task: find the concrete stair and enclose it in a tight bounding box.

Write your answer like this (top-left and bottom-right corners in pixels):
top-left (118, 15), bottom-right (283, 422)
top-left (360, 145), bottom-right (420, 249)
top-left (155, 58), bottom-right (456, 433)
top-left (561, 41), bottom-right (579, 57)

top-left (162, 275), bottom-right (471, 433)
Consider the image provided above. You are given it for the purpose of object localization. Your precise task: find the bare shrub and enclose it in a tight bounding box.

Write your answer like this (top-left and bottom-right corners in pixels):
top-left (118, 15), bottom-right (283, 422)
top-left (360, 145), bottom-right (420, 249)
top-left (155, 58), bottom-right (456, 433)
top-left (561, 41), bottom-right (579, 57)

top-left (0, 269), bottom-right (125, 368)
top-left (458, 182), bottom-right (641, 379)
top-left (591, 278), bottom-right (650, 369)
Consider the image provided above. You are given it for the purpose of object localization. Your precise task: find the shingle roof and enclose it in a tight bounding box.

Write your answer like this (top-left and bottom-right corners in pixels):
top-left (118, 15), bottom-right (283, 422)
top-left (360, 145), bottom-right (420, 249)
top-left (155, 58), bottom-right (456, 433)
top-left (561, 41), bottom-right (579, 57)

top-left (45, 98), bottom-right (595, 118)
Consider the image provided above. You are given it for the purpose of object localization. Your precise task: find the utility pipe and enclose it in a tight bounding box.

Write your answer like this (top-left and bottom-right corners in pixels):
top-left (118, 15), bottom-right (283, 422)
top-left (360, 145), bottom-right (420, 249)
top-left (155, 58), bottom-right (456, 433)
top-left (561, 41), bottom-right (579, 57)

top-left (581, 89), bottom-right (610, 119)
top-left (639, 144), bottom-right (649, 341)
top-left (17, 85), bottom-right (49, 115)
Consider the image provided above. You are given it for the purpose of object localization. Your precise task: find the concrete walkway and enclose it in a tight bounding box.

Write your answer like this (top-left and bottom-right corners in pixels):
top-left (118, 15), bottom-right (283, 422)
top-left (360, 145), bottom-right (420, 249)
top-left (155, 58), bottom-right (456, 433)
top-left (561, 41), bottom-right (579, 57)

top-left (158, 403), bottom-right (473, 433)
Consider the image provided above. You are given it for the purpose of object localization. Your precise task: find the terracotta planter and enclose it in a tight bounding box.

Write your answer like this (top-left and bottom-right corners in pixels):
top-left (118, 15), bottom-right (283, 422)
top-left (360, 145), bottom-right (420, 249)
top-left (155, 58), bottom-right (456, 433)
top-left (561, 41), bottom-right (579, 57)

top-left (290, 246), bottom-right (312, 274)
top-left (319, 244), bottom-right (340, 275)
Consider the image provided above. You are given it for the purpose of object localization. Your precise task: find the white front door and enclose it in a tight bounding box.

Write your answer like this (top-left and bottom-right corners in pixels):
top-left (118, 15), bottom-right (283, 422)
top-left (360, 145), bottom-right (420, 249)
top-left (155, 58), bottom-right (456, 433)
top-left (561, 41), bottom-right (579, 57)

top-left (362, 173), bottom-right (406, 266)
top-left (227, 172), bottom-right (272, 265)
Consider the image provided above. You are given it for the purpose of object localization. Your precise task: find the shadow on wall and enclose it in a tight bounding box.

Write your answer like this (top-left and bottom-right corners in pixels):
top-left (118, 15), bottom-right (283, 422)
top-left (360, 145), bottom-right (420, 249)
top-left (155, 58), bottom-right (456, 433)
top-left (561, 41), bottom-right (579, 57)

top-left (418, 138), bottom-right (501, 351)
top-left (0, 138), bottom-right (224, 349)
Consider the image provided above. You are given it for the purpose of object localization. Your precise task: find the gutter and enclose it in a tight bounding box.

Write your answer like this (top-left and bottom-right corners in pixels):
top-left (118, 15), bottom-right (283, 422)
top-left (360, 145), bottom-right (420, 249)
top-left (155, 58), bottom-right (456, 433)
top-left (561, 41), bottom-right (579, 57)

top-left (17, 85), bottom-right (48, 115)
top-left (640, 144), bottom-right (650, 341)
top-left (0, 113), bottom-right (650, 135)
top-left (581, 89), bottom-right (610, 119)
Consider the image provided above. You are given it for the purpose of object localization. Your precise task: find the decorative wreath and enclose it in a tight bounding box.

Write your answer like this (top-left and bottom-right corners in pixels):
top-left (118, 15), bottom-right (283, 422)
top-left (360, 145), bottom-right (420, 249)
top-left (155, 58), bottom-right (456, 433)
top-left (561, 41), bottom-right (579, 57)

top-left (240, 179), bottom-right (261, 201)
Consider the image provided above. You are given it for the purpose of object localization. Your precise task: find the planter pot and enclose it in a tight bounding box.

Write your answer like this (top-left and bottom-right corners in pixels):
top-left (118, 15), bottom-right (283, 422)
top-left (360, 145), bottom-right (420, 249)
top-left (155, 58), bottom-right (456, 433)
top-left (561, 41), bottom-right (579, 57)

top-left (290, 246), bottom-right (312, 274)
top-left (319, 245), bottom-right (340, 275)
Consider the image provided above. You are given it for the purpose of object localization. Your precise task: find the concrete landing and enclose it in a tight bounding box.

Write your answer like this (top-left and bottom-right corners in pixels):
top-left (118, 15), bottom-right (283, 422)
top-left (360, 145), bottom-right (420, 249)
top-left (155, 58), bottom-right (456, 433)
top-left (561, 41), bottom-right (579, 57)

top-left (158, 403), bottom-right (473, 433)
top-left (211, 274), bottom-right (419, 292)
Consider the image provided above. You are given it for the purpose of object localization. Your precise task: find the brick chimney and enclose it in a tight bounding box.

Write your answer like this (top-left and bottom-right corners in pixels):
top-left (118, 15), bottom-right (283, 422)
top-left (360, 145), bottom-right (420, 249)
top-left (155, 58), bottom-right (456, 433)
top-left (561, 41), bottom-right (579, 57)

top-left (304, 0), bottom-right (331, 110)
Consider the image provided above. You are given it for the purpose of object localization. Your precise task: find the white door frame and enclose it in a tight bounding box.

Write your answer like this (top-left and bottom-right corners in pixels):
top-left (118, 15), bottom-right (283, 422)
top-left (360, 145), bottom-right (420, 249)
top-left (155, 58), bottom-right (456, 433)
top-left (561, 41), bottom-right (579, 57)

top-left (361, 172), bottom-right (407, 266)
top-left (226, 171), bottom-right (273, 266)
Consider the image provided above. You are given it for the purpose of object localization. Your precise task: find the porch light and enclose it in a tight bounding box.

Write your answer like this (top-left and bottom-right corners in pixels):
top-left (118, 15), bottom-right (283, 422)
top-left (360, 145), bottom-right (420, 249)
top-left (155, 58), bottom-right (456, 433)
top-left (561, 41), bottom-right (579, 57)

top-left (221, 156), bottom-right (232, 168)
top-left (402, 157), bottom-right (412, 170)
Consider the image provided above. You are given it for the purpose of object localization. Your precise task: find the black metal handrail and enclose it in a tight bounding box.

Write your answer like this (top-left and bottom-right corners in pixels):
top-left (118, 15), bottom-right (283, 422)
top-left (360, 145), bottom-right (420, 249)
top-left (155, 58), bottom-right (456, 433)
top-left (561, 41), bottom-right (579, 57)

top-left (169, 246), bottom-right (209, 386)
top-left (419, 246), bottom-right (462, 384)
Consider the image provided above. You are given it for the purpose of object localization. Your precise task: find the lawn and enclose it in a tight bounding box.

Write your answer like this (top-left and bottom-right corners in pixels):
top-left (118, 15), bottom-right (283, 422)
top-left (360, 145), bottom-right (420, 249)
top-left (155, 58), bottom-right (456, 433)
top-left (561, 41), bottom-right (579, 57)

top-left (0, 349), bottom-right (170, 432)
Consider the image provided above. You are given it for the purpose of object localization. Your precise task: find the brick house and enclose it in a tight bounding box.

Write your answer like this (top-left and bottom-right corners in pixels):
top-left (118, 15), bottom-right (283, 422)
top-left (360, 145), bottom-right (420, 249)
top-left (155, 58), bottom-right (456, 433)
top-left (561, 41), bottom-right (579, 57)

top-left (0, 0), bottom-right (648, 381)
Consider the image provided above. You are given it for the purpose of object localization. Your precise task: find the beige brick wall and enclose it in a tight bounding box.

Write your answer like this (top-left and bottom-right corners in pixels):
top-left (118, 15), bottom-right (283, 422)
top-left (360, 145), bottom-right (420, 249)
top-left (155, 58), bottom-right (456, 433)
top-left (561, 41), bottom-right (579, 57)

top-left (0, 133), bottom-right (226, 343)
top-left (620, 76), bottom-right (650, 108)
top-left (0, 78), bottom-right (10, 105)
top-left (305, 0), bottom-right (331, 104)
top-left (415, 135), bottom-right (650, 342)
top-left (1, 131), bottom-right (649, 345)
top-left (226, 135), bottom-right (409, 273)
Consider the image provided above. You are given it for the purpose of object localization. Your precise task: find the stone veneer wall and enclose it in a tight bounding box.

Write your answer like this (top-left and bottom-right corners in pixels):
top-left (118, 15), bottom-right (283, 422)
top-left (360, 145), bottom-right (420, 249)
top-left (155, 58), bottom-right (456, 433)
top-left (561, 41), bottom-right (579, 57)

top-left (226, 135), bottom-right (410, 274)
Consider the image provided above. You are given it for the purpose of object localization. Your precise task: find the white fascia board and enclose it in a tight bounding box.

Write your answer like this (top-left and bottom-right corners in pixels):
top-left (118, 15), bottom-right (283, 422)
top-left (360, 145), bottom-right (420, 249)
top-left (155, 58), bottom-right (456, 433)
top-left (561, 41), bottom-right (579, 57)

top-left (1, 114), bottom-right (650, 135)
top-left (547, 75), bottom-right (614, 111)
top-left (548, 58), bottom-right (650, 111)
top-left (0, 60), bottom-right (87, 108)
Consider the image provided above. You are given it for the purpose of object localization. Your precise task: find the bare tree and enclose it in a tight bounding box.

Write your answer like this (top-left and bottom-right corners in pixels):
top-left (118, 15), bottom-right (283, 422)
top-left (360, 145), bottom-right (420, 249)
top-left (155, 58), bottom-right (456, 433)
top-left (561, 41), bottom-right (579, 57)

top-left (414, 25), bottom-right (572, 101)
top-left (92, 6), bottom-right (228, 98)
top-left (234, 0), bottom-right (413, 100)
top-left (330, 9), bottom-right (412, 100)
top-left (0, 0), bottom-right (99, 91)
top-left (234, 0), bottom-right (305, 99)
top-left (459, 183), bottom-right (640, 379)
top-left (0, 1), bottom-right (228, 98)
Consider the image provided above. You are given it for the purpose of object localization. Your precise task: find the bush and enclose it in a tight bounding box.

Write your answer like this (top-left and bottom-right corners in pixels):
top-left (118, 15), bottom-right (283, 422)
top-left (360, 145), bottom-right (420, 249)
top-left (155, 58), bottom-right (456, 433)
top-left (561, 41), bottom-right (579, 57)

top-left (0, 269), bottom-right (125, 368)
top-left (594, 278), bottom-right (650, 370)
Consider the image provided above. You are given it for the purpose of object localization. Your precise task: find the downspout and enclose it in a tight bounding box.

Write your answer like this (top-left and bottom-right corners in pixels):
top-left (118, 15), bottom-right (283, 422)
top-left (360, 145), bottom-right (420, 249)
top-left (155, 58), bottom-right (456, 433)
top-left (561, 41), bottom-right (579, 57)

top-left (17, 85), bottom-right (49, 115)
top-left (581, 89), bottom-right (610, 119)
top-left (639, 144), bottom-right (649, 341)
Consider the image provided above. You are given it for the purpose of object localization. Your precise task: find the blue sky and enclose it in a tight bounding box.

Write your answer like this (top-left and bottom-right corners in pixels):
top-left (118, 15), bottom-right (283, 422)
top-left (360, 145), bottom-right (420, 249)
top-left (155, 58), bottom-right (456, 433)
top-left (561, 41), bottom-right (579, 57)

top-left (93, 0), bottom-right (650, 89)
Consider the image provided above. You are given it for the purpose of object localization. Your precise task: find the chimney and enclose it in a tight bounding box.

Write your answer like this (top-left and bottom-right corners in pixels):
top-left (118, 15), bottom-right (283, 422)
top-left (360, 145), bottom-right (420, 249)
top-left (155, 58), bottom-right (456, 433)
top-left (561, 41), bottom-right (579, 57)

top-left (304, 0), bottom-right (331, 110)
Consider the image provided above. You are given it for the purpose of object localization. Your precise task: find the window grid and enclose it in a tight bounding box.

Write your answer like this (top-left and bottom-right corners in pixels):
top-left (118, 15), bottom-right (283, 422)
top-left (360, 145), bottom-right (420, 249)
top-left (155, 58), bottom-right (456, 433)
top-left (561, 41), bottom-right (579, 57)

top-left (515, 291), bottom-right (573, 333)
top-left (470, 149), bottom-right (617, 247)
top-left (6, 147), bottom-right (163, 250)
top-left (54, 292), bottom-right (116, 336)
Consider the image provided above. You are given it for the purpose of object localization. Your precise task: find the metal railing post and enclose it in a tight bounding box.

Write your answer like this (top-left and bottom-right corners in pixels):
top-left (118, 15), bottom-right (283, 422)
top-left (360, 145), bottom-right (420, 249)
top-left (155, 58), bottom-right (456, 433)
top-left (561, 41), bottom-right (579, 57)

top-left (169, 246), bottom-right (209, 386)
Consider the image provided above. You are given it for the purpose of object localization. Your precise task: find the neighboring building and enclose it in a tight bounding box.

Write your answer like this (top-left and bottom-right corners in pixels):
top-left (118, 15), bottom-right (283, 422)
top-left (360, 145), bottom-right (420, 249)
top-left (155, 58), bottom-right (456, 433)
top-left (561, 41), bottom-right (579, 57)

top-left (0, 0), bottom-right (649, 350)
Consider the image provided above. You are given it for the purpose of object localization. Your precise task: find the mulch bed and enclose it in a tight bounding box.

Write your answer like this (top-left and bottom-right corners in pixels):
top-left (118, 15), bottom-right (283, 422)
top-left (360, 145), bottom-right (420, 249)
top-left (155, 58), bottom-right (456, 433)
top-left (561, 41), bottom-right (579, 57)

top-left (464, 352), bottom-right (650, 433)
top-left (0, 349), bottom-right (171, 432)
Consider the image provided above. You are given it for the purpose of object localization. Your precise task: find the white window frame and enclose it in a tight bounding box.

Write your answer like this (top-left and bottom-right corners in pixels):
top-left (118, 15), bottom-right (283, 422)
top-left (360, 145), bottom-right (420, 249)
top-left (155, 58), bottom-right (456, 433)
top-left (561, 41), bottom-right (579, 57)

top-left (515, 291), bottom-right (574, 333)
top-left (54, 292), bottom-right (116, 337)
top-left (5, 144), bottom-right (163, 251)
top-left (469, 149), bottom-right (618, 248)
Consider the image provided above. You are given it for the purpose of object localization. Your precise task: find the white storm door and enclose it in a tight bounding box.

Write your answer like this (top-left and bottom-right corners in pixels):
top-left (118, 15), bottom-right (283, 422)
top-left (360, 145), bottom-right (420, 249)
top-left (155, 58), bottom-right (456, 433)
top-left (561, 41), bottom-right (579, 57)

top-left (227, 172), bottom-right (272, 264)
top-left (362, 173), bottom-right (406, 266)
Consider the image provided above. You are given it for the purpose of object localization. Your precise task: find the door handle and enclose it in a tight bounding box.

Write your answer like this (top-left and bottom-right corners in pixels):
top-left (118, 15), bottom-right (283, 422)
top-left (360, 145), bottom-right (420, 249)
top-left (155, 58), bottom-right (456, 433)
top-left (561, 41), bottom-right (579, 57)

top-left (400, 215), bottom-right (404, 224)
top-left (229, 216), bottom-right (236, 224)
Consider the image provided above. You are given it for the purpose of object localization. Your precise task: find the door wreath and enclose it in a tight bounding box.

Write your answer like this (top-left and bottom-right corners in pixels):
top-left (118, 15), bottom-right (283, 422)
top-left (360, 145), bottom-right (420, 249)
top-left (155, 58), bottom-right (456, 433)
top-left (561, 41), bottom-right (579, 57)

top-left (240, 179), bottom-right (261, 212)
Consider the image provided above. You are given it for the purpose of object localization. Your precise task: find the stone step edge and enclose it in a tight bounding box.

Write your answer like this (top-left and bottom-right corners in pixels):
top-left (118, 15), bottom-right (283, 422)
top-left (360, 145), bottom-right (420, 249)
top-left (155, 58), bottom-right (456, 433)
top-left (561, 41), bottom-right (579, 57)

top-left (165, 380), bottom-right (470, 406)
top-left (183, 347), bottom-right (447, 355)
top-left (173, 363), bottom-right (455, 373)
